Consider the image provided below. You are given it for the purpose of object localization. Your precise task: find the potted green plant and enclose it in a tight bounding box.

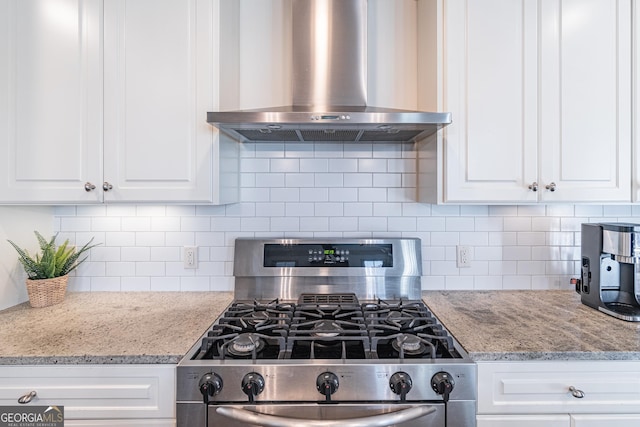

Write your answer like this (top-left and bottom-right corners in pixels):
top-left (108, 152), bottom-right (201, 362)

top-left (7, 231), bottom-right (99, 308)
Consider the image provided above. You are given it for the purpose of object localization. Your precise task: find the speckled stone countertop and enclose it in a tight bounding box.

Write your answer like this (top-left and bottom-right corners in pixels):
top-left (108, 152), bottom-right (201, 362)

top-left (423, 290), bottom-right (640, 361)
top-left (2, 290), bottom-right (639, 365)
top-left (0, 292), bottom-right (233, 365)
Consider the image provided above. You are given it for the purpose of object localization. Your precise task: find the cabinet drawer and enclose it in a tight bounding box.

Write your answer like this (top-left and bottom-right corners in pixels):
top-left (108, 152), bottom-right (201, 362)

top-left (477, 361), bottom-right (640, 415)
top-left (0, 365), bottom-right (175, 420)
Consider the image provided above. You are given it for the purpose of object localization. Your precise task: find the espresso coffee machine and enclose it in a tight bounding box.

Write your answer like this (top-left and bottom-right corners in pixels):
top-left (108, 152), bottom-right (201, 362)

top-left (577, 223), bottom-right (640, 321)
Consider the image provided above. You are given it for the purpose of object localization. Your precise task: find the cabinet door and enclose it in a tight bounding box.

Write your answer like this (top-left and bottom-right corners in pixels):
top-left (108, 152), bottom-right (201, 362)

top-left (0, 0), bottom-right (103, 203)
top-left (571, 414), bottom-right (640, 427)
top-left (443, 0), bottom-right (538, 203)
top-left (539, 0), bottom-right (631, 202)
top-left (0, 365), bottom-right (174, 420)
top-left (103, 0), bottom-right (215, 203)
top-left (477, 415), bottom-right (569, 427)
top-left (478, 361), bottom-right (640, 415)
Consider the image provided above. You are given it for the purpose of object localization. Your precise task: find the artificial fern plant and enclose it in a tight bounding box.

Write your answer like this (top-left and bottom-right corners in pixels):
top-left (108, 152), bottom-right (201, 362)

top-left (7, 231), bottom-right (99, 280)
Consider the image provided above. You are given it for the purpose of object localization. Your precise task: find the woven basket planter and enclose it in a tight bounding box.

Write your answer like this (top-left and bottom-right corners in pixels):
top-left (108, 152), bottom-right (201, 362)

top-left (25, 275), bottom-right (68, 308)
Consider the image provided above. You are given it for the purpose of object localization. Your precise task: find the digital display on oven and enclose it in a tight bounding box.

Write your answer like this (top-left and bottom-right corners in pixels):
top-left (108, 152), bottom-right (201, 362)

top-left (263, 243), bottom-right (393, 267)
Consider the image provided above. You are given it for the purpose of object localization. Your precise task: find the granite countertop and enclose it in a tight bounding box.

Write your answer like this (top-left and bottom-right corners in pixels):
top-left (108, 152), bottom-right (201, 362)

top-left (0, 292), bottom-right (233, 365)
top-left (2, 290), bottom-right (640, 365)
top-left (424, 290), bottom-right (640, 361)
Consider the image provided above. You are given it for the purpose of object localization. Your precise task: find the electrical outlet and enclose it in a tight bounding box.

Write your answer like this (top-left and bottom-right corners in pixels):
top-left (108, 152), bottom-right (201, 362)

top-left (184, 246), bottom-right (197, 269)
top-left (456, 245), bottom-right (471, 268)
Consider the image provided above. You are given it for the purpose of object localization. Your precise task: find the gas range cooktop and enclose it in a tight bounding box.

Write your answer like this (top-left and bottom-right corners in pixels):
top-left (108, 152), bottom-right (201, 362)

top-left (189, 294), bottom-right (464, 362)
top-left (177, 239), bottom-right (476, 427)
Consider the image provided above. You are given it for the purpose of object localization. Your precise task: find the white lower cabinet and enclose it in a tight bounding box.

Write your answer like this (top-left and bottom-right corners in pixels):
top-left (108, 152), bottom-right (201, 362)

top-left (0, 365), bottom-right (175, 426)
top-left (477, 415), bottom-right (569, 427)
top-left (477, 361), bottom-right (640, 427)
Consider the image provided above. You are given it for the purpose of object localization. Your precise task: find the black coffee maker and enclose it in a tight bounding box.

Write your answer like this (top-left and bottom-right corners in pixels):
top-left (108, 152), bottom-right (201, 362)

top-left (576, 223), bottom-right (640, 321)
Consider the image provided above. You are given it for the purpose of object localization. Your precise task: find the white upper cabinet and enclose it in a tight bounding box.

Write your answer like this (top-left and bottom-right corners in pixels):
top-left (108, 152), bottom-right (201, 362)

top-left (103, 0), bottom-right (238, 204)
top-left (538, 0), bottom-right (631, 203)
top-left (0, 0), bottom-right (104, 203)
top-left (439, 0), bottom-right (631, 203)
top-left (634, 2), bottom-right (640, 203)
top-left (0, 0), bottom-right (238, 204)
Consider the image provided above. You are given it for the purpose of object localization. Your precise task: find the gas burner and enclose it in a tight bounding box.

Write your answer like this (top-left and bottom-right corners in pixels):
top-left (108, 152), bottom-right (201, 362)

top-left (392, 334), bottom-right (429, 356)
top-left (385, 310), bottom-right (414, 327)
top-left (243, 310), bottom-right (270, 326)
top-left (227, 333), bottom-right (265, 357)
top-left (312, 320), bottom-right (344, 337)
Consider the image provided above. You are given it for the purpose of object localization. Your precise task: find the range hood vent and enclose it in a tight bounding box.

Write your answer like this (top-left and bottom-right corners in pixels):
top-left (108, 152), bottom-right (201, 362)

top-left (208, 0), bottom-right (451, 143)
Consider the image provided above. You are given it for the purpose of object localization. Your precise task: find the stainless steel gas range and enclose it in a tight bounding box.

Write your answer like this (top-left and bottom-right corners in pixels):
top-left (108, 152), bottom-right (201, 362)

top-left (177, 238), bottom-right (476, 427)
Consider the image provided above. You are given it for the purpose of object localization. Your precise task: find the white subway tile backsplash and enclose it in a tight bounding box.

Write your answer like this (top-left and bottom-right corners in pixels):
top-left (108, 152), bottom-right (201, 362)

top-left (460, 205), bottom-right (489, 216)
top-left (106, 262), bottom-right (136, 276)
top-left (374, 203), bottom-right (402, 217)
top-left (373, 173), bottom-right (401, 188)
top-left (603, 205), bottom-right (633, 216)
top-left (180, 277), bottom-right (210, 292)
top-left (60, 217), bottom-right (92, 232)
top-left (503, 246), bottom-right (531, 261)
top-left (255, 173), bottom-right (285, 187)
top-left (51, 143), bottom-right (640, 293)
top-left (284, 143), bottom-right (314, 158)
top-left (121, 277), bottom-right (151, 291)
top-left (547, 205), bottom-right (575, 217)
top-left (119, 247), bottom-right (149, 262)
top-left (329, 217), bottom-right (358, 231)
top-left (121, 217), bottom-right (151, 232)
top-left (150, 277), bottom-right (181, 291)
top-left (165, 232), bottom-right (196, 246)
top-left (358, 217), bottom-right (388, 231)
top-left (286, 203), bottom-right (315, 217)
top-left (150, 247), bottom-right (179, 262)
top-left (301, 158), bottom-right (329, 172)
top-left (445, 217), bottom-right (474, 232)
top-left (301, 187), bottom-right (329, 202)
top-left (286, 173), bottom-right (315, 188)
top-left (343, 143), bottom-right (373, 158)
top-left (517, 232), bottom-right (546, 246)
top-left (358, 158), bottom-right (387, 173)
top-left (329, 159), bottom-right (358, 173)
top-left (445, 276), bottom-right (473, 290)
top-left (459, 232), bottom-right (489, 246)
top-left (225, 203), bottom-right (255, 217)
top-left (504, 217), bottom-right (532, 232)
top-left (136, 206), bottom-right (166, 216)
top-left (241, 188), bottom-right (271, 202)
top-left (388, 217), bottom-right (416, 232)
top-left (270, 188), bottom-right (300, 202)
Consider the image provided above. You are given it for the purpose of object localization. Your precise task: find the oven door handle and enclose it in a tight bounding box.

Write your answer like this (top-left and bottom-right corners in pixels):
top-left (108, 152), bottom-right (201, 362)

top-left (216, 405), bottom-right (436, 427)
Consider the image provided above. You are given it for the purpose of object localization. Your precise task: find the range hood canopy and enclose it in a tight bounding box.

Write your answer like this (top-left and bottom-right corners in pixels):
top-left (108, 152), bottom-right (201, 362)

top-left (208, 0), bottom-right (451, 143)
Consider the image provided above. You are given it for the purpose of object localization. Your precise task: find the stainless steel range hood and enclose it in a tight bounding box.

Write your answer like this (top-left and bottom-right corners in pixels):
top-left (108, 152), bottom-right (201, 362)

top-left (207, 0), bottom-right (451, 143)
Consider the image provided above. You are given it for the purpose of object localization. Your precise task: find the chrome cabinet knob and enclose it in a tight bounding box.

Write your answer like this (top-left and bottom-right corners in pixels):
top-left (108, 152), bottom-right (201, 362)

top-left (18, 390), bottom-right (37, 404)
top-left (569, 386), bottom-right (585, 398)
top-left (546, 182), bottom-right (557, 192)
top-left (528, 182), bottom-right (538, 192)
top-left (84, 182), bottom-right (96, 192)
top-left (103, 182), bottom-right (113, 192)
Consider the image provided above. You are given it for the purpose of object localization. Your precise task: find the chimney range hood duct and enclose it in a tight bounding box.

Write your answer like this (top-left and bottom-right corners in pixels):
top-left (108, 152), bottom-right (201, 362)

top-left (207, 0), bottom-right (451, 143)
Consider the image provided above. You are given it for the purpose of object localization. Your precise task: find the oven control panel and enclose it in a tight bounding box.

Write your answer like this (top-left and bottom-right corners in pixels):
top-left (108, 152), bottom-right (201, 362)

top-left (263, 243), bottom-right (393, 267)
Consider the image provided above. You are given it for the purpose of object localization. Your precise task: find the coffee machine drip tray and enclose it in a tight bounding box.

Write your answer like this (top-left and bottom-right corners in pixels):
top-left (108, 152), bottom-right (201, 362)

top-left (600, 303), bottom-right (640, 322)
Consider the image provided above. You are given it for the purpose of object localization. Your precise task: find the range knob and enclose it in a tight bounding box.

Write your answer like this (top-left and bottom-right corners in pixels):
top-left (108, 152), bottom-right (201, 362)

top-left (389, 371), bottom-right (413, 402)
top-left (241, 372), bottom-right (265, 403)
top-left (316, 372), bottom-right (339, 402)
top-left (198, 373), bottom-right (223, 404)
top-left (431, 371), bottom-right (455, 403)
